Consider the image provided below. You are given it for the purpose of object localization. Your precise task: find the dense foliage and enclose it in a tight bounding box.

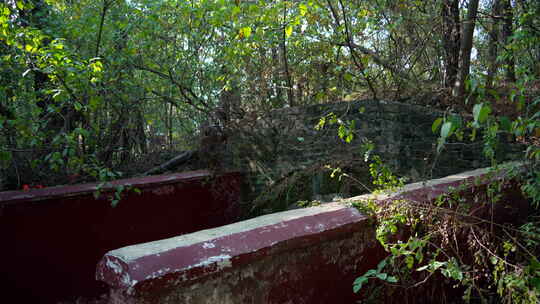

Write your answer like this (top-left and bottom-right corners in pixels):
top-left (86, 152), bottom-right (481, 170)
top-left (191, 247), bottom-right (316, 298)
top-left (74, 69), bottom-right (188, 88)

top-left (0, 1), bottom-right (538, 188)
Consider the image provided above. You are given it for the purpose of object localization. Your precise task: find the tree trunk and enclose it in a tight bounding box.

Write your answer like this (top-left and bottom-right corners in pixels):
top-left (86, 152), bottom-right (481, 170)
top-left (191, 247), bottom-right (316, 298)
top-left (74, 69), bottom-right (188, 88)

top-left (271, 47), bottom-right (284, 106)
top-left (487, 0), bottom-right (501, 88)
top-left (281, 0), bottom-right (295, 107)
top-left (454, 0), bottom-right (480, 97)
top-left (501, 0), bottom-right (516, 82)
top-left (441, 0), bottom-right (461, 88)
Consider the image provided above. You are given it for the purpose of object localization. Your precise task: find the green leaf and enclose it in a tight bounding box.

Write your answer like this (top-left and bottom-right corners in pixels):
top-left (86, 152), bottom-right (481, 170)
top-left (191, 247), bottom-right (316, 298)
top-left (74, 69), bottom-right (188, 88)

top-left (285, 25), bottom-right (293, 37)
top-left (0, 150), bottom-right (12, 163)
top-left (354, 276), bottom-right (368, 285)
top-left (299, 3), bottom-right (308, 16)
top-left (89, 96), bottom-right (101, 110)
top-left (432, 118), bottom-right (443, 134)
top-left (361, 55), bottom-right (370, 67)
top-left (472, 103), bottom-right (482, 122)
top-left (231, 5), bottom-right (241, 16)
top-left (376, 259), bottom-right (387, 271)
top-left (405, 255), bottom-right (414, 269)
top-left (441, 259), bottom-right (463, 281)
top-left (338, 125), bottom-right (346, 139)
top-left (315, 117), bottom-right (326, 130)
top-left (239, 26), bottom-right (252, 38)
top-left (473, 103), bottom-right (491, 124)
top-left (75, 127), bottom-right (89, 137)
top-left (415, 250), bottom-right (424, 263)
top-left (353, 276), bottom-right (368, 293)
top-left (499, 116), bottom-right (512, 132)
top-left (530, 257), bottom-right (540, 271)
top-left (386, 276), bottom-right (398, 283)
top-left (440, 122), bottom-right (453, 139)
top-left (531, 277), bottom-right (540, 291)
top-left (364, 269), bottom-right (377, 276)
top-left (376, 273), bottom-right (388, 280)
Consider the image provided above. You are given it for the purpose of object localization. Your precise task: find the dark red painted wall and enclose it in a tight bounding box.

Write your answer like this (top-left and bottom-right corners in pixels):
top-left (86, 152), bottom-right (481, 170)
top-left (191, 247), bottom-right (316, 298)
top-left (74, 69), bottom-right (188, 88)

top-left (0, 170), bottom-right (242, 304)
top-left (95, 165), bottom-right (530, 304)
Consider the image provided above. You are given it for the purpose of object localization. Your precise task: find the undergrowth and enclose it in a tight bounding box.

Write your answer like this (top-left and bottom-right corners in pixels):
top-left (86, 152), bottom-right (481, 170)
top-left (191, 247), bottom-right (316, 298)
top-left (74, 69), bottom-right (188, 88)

top-left (353, 162), bottom-right (539, 303)
top-left (348, 79), bottom-right (540, 303)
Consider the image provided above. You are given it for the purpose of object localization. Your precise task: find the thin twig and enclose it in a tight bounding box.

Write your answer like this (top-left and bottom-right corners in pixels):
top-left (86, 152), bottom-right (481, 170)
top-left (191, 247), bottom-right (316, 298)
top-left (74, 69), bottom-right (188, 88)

top-left (470, 227), bottom-right (520, 269)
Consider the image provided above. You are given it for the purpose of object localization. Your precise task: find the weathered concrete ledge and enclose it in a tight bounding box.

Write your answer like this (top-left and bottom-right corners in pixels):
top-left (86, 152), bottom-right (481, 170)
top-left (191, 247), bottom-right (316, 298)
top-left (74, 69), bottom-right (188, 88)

top-left (98, 204), bottom-right (368, 288)
top-left (99, 203), bottom-right (385, 303)
top-left (0, 170), bottom-right (213, 204)
top-left (347, 163), bottom-right (517, 203)
top-left (97, 164), bottom-right (524, 304)
top-left (348, 162), bottom-right (526, 208)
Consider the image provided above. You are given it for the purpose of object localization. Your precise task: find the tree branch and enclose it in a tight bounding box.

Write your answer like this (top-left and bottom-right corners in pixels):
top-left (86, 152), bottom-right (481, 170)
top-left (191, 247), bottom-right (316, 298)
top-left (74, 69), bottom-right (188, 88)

top-left (333, 41), bottom-right (410, 81)
top-left (132, 64), bottom-right (211, 115)
top-left (95, 0), bottom-right (111, 57)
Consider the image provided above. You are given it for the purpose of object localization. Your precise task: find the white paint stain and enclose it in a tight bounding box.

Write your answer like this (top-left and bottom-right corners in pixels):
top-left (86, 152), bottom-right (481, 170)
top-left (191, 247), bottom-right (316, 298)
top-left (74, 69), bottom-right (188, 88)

top-left (202, 242), bottom-right (216, 249)
top-left (195, 254), bottom-right (232, 269)
top-left (105, 257), bottom-right (132, 287)
top-left (145, 267), bottom-right (172, 280)
top-left (106, 257), bottom-right (123, 274)
top-left (275, 222), bottom-right (289, 228)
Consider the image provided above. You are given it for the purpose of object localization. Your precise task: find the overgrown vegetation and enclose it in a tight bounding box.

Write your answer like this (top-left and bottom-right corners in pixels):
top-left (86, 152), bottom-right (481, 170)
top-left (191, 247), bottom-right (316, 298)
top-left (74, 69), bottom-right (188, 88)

top-left (350, 77), bottom-right (540, 302)
top-left (352, 161), bottom-right (540, 303)
top-left (1, 0), bottom-right (539, 192)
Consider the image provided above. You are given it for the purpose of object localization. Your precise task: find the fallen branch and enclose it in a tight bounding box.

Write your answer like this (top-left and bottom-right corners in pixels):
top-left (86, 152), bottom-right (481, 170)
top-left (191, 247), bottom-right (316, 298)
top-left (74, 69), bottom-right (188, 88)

top-left (143, 150), bottom-right (196, 176)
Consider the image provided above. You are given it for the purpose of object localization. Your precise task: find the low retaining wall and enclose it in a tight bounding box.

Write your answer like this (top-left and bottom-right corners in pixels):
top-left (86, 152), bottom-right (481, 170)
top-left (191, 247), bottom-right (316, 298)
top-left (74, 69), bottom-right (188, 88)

top-left (97, 164), bottom-right (526, 303)
top-left (98, 204), bottom-right (385, 304)
top-left (0, 170), bottom-right (242, 303)
top-left (229, 100), bottom-right (523, 212)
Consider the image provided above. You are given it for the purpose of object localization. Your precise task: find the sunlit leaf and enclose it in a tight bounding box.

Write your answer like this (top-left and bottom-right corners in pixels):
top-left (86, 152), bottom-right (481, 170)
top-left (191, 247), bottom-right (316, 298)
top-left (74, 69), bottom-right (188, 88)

top-left (285, 25), bottom-right (293, 37)
top-left (299, 3), bottom-right (308, 16)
